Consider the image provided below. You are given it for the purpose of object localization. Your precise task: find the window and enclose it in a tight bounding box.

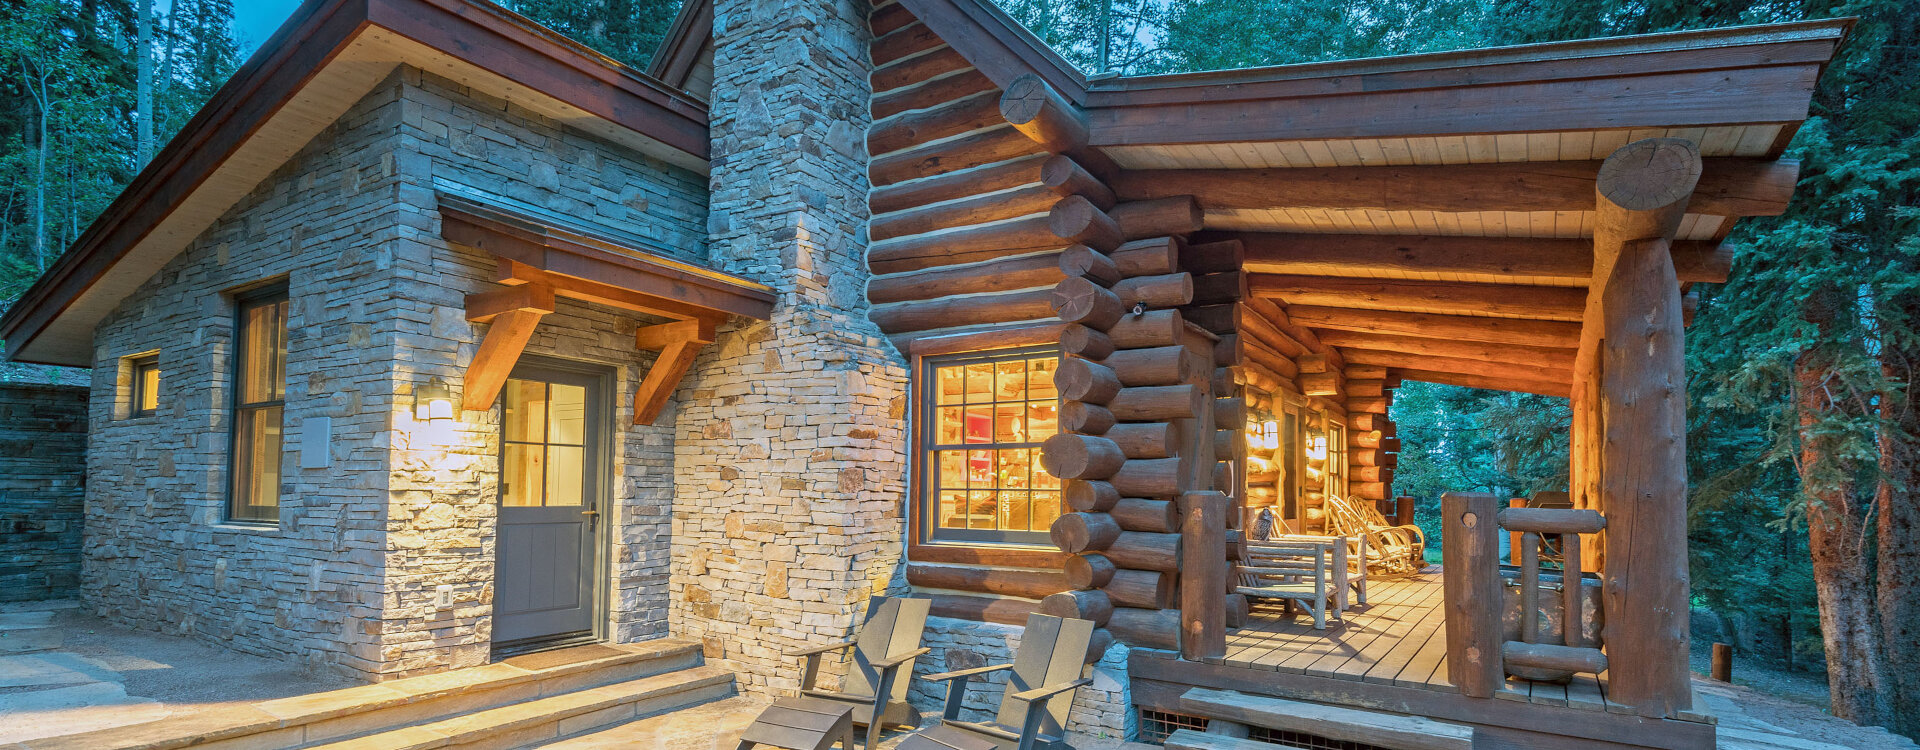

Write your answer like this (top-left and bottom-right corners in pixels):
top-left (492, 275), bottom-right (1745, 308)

top-left (228, 288), bottom-right (288, 523)
top-left (1326, 421), bottom-right (1348, 499)
top-left (130, 355), bottom-right (160, 416)
top-left (499, 378), bottom-right (589, 508)
top-left (921, 347), bottom-right (1061, 545)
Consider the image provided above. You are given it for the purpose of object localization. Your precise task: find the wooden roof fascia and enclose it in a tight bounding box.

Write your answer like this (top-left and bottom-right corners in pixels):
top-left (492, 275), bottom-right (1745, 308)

top-left (437, 196), bottom-right (774, 322)
top-left (0, 0), bottom-right (713, 366)
top-left (1080, 19), bottom-right (1849, 148)
top-left (1086, 18), bottom-right (1851, 106)
top-left (644, 0), bottom-right (713, 91)
top-left (374, 0), bottom-right (707, 154)
top-left (896, 0), bottom-right (1087, 102)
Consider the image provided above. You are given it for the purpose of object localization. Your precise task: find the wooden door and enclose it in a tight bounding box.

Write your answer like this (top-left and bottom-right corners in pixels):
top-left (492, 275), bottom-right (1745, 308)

top-left (493, 366), bottom-right (604, 648)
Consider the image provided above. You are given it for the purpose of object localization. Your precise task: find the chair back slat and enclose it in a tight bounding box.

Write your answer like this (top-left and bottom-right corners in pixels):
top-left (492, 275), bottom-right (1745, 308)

top-left (843, 595), bottom-right (930, 703)
top-left (994, 614), bottom-right (1094, 738)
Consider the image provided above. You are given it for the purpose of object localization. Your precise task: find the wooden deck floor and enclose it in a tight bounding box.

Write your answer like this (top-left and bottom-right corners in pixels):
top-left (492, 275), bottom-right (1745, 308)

top-left (1190, 567), bottom-right (1631, 713)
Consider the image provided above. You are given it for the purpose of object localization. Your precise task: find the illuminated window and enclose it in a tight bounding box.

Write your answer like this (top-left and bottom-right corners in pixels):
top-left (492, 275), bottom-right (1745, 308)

top-left (922, 347), bottom-right (1061, 545)
top-left (130, 355), bottom-right (160, 417)
top-left (499, 378), bottom-right (589, 508)
top-left (228, 287), bottom-right (288, 523)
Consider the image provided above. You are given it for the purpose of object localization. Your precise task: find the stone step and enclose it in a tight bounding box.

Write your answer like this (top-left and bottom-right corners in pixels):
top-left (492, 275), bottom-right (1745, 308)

top-left (304, 665), bottom-right (736, 750)
top-left (0, 611), bottom-right (64, 655)
top-left (19, 638), bottom-right (709, 750)
top-left (1178, 688), bottom-right (1475, 750)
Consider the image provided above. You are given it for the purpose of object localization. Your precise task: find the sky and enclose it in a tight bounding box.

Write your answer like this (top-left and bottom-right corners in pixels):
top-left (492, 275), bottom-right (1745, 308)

top-left (230, 1), bottom-right (307, 55)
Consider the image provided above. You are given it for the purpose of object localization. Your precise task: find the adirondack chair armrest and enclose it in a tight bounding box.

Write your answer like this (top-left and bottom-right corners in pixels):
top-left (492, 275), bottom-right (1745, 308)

top-left (927, 663), bottom-right (1014, 721)
top-left (784, 640), bottom-right (858, 658)
top-left (872, 646), bottom-right (932, 669)
top-left (1007, 677), bottom-right (1093, 704)
top-left (923, 663), bottom-right (1013, 682)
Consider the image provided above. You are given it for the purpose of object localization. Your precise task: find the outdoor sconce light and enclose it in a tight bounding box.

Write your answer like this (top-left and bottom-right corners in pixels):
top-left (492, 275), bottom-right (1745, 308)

top-left (414, 377), bottom-right (455, 423)
top-left (1306, 433), bottom-right (1329, 462)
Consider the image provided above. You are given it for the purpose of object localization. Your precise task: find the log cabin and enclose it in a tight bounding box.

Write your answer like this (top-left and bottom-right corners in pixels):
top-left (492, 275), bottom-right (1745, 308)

top-left (0, 0), bottom-right (1843, 746)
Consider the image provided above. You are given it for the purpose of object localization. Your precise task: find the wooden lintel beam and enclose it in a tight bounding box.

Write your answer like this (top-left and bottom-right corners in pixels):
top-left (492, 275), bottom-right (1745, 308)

top-left (1232, 233), bottom-right (1731, 285)
top-left (1252, 275), bottom-right (1587, 321)
top-left (1284, 305), bottom-right (1582, 349)
top-left (1109, 158), bottom-right (1796, 217)
top-left (632, 319), bottom-right (717, 425)
top-left (464, 308), bottom-right (547, 412)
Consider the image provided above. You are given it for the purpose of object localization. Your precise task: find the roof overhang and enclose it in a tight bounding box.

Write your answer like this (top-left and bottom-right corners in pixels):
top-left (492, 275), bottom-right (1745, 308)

top-left (1, 0), bottom-right (710, 367)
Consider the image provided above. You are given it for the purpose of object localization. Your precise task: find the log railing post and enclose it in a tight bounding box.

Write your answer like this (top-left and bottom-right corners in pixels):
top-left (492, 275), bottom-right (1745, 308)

top-left (1181, 491), bottom-right (1228, 660)
top-left (1508, 497), bottom-right (1526, 563)
top-left (1442, 492), bottom-right (1502, 698)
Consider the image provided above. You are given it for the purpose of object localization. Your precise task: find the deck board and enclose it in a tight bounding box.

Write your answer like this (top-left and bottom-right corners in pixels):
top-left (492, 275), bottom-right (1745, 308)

top-left (1217, 567), bottom-right (1588, 706)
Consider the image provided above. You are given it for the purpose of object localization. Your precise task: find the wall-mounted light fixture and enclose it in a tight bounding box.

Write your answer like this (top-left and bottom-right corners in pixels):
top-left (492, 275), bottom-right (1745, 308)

top-left (414, 377), bottom-right (455, 423)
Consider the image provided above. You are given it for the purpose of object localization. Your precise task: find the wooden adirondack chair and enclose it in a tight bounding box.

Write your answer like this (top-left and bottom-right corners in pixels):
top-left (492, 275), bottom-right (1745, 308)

top-left (897, 613), bottom-right (1095, 750)
top-left (1237, 537), bottom-right (1344, 628)
top-left (1250, 507), bottom-right (1368, 609)
top-left (786, 595), bottom-right (931, 750)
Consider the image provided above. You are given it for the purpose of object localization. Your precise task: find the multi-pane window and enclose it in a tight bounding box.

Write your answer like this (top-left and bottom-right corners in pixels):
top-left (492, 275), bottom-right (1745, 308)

top-left (130, 355), bottom-right (160, 416)
top-left (1326, 422), bottom-right (1348, 499)
top-left (923, 348), bottom-right (1061, 545)
top-left (500, 379), bottom-right (588, 507)
top-left (229, 289), bottom-right (288, 523)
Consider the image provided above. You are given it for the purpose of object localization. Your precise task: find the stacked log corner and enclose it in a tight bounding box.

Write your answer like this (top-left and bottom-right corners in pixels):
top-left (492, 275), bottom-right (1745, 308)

top-left (1023, 74), bottom-right (1222, 657)
top-left (1345, 366), bottom-right (1398, 502)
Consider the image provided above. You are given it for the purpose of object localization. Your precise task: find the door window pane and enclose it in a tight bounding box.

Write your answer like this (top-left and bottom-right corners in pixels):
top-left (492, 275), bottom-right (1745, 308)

top-left (500, 376), bottom-right (593, 509)
top-left (502, 443), bottom-right (543, 507)
top-left (545, 446), bottom-right (584, 506)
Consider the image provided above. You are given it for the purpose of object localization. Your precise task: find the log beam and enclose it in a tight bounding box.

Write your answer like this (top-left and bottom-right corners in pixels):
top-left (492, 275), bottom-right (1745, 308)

top-left (1110, 158), bottom-right (1796, 216)
top-left (1284, 305), bottom-right (1581, 349)
top-left (1313, 329), bottom-right (1575, 371)
top-left (1252, 275), bottom-right (1587, 321)
top-left (1233, 232), bottom-right (1731, 284)
top-left (1340, 348), bottom-right (1569, 384)
top-left (633, 318), bottom-right (718, 425)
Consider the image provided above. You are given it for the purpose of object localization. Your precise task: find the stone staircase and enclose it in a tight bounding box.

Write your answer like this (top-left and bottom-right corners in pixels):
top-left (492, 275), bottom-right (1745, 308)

top-left (1164, 688), bottom-right (1475, 750)
top-left (17, 638), bottom-right (733, 750)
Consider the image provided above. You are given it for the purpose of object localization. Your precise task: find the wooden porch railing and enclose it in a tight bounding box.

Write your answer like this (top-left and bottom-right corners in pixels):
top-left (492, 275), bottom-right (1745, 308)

top-left (1442, 492), bottom-right (1608, 698)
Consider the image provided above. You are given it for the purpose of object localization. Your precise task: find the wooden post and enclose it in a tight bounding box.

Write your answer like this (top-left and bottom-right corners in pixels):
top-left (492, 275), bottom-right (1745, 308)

top-left (1181, 491), bottom-right (1228, 660)
top-left (1443, 492), bottom-right (1502, 698)
top-left (1586, 138), bottom-right (1701, 719)
top-left (1711, 643), bottom-right (1733, 682)
top-left (1599, 236), bottom-right (1693, 718)
top-left (1508, 498), bottom-right (1526, 563)
top-left (1395, 496), bottom-right (1415, 526)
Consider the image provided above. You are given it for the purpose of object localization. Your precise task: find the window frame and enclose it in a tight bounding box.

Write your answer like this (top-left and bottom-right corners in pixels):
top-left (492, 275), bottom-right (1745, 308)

top-left (226, 284), bottom-right (289, 525)
top-left (917, 344), bottom-right (1062, 547)
top-left (129, 354), bottom-right (160, 417)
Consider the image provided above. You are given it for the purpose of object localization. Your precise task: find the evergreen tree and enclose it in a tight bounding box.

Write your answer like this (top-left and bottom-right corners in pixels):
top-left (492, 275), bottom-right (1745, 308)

top-left (504, 0), bottom-right (682, 69)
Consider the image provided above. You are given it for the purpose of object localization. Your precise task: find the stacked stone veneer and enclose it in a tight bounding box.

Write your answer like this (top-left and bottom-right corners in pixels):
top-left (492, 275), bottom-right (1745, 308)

top-left (669, 0), bottom-right (911, 696)
top-left (0, 384), bottom-right (88, 602)
top-left (80, 64), bottom-right (707, 679)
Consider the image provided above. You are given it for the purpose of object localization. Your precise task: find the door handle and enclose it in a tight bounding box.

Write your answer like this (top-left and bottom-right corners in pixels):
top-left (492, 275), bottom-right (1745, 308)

top-left (580, 509), bottom-right (600, 517)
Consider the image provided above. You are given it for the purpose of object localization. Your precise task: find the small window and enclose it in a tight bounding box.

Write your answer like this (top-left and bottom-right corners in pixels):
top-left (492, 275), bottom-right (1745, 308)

top-left (228, 287), bottom-right (289, 523)
top-left (920, 346), bottom-right (1061, 546)
top-left (130, 355), bottom-right (160, 416)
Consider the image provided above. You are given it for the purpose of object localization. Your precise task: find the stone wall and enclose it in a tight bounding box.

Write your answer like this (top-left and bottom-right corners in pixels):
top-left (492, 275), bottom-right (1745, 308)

top-left (367, 66), bottom-right (708, 676)
top-left (909, 617), bottom-right (1136, 740)
top-left (670, 0), bottom-right (912, 696)
top-left (0, 384), bottom-right (88, 602)
top-left (82, 72), bottom-right (413, 676)
top-left (77, 65), bottom-right (709, 679)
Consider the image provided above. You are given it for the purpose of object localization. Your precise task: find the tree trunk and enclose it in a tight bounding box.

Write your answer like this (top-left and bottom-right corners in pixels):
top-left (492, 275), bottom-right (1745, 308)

top-left (137, 0), bottom-right (155, 165)
top-left (1876, 317), bottom-right (1920, 736)
top-left (1796, 301), bottom-right (1890, 725)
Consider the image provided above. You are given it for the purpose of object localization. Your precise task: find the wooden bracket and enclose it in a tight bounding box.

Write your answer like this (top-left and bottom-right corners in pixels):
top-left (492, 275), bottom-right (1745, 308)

top-left (462, 284), bottom-right (555, 411)
top-left (632, 318), bottom-right (718, 425)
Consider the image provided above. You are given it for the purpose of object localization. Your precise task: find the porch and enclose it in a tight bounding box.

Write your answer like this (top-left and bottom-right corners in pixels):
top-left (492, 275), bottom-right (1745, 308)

top-left (1128, 568), bottom-right (1721, 749)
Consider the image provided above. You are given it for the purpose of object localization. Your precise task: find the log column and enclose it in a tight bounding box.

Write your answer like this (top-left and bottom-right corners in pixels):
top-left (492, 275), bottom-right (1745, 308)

top-left (1584, 139), bottom-right (1700, 718)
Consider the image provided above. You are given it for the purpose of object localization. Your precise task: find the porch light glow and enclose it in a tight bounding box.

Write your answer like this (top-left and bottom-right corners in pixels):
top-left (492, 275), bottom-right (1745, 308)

top-left (415, 377), bottom-right (455, 423)
top-left (1306, 433), bottom-right (1328, 462)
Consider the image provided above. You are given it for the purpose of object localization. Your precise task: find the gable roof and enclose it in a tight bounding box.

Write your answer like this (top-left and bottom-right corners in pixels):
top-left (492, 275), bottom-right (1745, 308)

top-left (1, 0), bottom-right (710, 367)
top-left (646, 0), bottom-right (713, 100)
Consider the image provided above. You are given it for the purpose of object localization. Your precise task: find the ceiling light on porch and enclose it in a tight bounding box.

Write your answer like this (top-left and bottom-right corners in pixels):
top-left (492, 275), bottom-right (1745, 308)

top-left (415, 377), bottom-right (455, 423)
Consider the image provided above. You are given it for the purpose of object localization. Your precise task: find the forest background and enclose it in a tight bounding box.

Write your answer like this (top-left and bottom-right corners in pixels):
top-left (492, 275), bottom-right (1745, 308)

top-left (1, 0), bottom-right (1913, 735)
